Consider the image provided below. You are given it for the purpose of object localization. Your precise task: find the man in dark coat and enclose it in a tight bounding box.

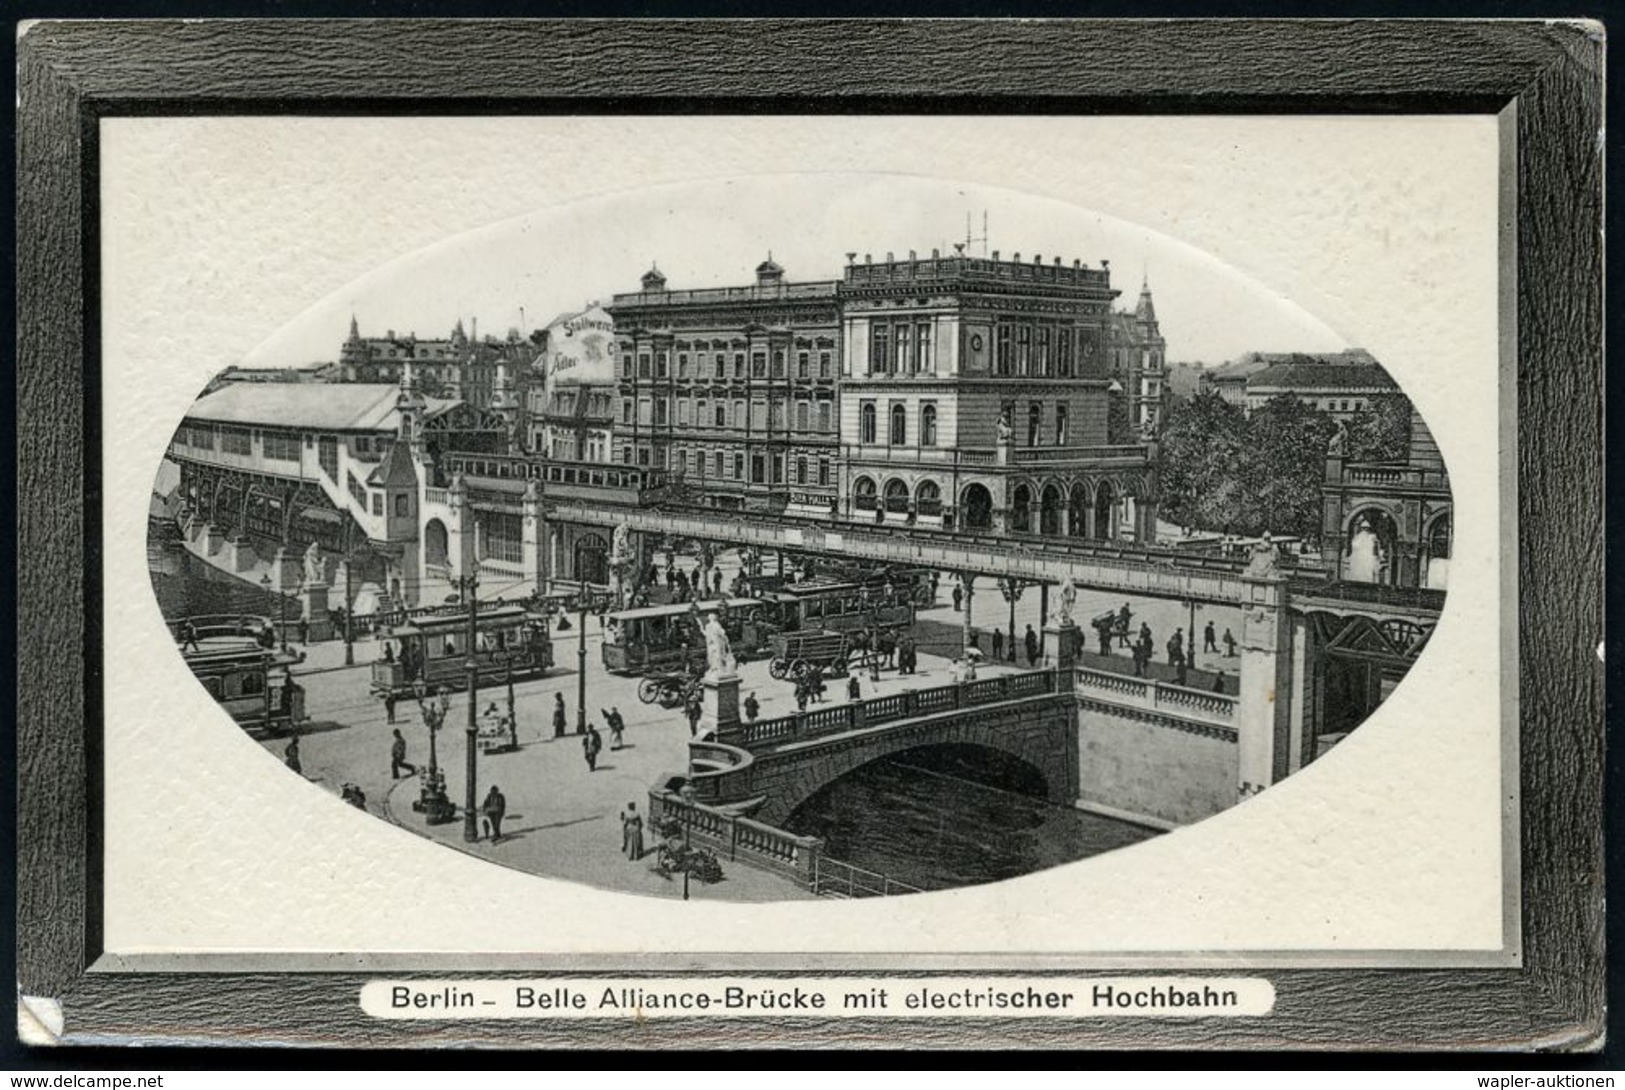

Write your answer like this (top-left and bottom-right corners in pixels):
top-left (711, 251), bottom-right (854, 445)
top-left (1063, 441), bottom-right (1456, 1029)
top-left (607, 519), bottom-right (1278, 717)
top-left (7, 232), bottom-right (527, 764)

top-left (583, 726), bottom-right (603, 771)
top-left (1023, 625), bottom-right (1040, 667)
top-left (482, 785), bottom-right (506, 842)
top-left (1204, 621), bottom-right (1218, 654)
top-left (952, 585), bottom-right (962, 612)
top-left (390, 728), bottom-right (416, 779)
top-left (383, 691), bottom-right (398, 724)
top-left (178, 620), bottom-right (200, 653)
top-left (992, 628), bottom-right (1005, 661)
top-left (553, 692), bottom-right (568, 738)
top-left (744, 692), bottom-right (761, 721)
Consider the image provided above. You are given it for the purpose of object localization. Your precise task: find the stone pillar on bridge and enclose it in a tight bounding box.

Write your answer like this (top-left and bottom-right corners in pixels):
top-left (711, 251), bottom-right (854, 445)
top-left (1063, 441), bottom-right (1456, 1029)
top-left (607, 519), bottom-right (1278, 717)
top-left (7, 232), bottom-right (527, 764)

top-left (446, 473), bottom-right (473, 581)
top-left (203, 522), bottom-right (227, 558)
top-left (521, 480), bottom-right (545, 597)
top-left (301, 578), bottom-right (334, 642)
top-left (1047, 617), bottom-right (1079, 672)
top-left (701, 670), bottom-right (743, 746)
top-left (269, 546), bottom-right (302, 590)
top-left (1236, 567), bottom-right (1295, 798)
top-left (223, 534), bottom-right (260, 575)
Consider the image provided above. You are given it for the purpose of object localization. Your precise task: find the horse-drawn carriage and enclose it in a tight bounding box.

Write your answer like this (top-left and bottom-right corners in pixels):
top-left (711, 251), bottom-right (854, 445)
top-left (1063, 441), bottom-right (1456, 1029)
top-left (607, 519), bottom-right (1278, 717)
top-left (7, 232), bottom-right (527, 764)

top-left (637, 668), bottom-right (704, 709)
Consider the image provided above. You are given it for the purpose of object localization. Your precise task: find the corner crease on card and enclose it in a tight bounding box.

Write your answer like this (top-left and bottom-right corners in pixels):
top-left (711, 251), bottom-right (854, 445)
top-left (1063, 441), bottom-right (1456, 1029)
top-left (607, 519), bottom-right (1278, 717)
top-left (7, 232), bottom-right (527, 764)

top-left (18, 994), bottom-right (64, 1046)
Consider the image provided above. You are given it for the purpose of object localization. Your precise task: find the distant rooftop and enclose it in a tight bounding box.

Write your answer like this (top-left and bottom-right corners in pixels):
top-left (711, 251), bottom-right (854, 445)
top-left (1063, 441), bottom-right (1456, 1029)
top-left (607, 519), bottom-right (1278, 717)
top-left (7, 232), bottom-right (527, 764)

top-left (184, 382), bottom-right (459, 432)
top-left (1247, 361), bottom-right (1399, 391)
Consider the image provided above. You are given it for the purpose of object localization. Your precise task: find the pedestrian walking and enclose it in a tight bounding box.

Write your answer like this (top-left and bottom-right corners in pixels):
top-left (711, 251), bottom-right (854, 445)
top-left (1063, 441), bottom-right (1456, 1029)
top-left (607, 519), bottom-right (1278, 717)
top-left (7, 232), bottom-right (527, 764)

top-left (847, 675), bottom-right (861, 701)
top-left (744, 692), bottom-right (760, 721)
top-left (583, 725), bottom-right (603, 771)
top-left (931, 572), bottom-right (941, 599)
top-left (1223, 628), bottom-right (1237, 657)
top-left (605, 707), bottom-right (626, 749)
top-left (390, 728), bottom-right (417, 779)
top-left (481, 785), bottom-right (506, 842)
top-left (383, 690), bottom-right (398, 724)
top-left (296, 617), bottom-right (309, 645)
top-left (177, 619), bottom-right (200, 653)
top-left (283, 734), bottom-right (302, 775)
top-left (992, 628), bottom-right (1005, 661)
top-left (1204, 621), bottom-right (1218, 654)
top-left (1131, 637), bottom-right (1148, 678)
top-left (1168, 628), bottom-right (1185, 666)
top-left (952, 585), bottom-right (963, 612)
top-left (553, 692), bottom-right (567, 739)
top-left (1024, 624), bottom-right (1039, 668)
top-left (796, 681), bottom-right (809, 713)
top-left (685, 696), bottom-right (702, 737)
top-left (1212, 670), bottom-right (1227, 695)
top-left (623, 803), bottom-right (645, 860)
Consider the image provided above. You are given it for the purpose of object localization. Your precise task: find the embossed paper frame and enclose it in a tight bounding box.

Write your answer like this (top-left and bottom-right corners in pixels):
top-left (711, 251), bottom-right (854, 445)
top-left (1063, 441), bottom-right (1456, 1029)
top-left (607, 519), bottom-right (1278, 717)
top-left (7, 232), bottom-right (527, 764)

top-left (14, 18), bottom-right (1604, 1051)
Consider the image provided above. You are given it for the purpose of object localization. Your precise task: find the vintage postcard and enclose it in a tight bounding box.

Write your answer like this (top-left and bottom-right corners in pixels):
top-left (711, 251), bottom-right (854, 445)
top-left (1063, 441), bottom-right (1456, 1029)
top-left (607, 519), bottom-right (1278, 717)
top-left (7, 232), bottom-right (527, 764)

top-left (17, 19), bottom-right (1604, 1052)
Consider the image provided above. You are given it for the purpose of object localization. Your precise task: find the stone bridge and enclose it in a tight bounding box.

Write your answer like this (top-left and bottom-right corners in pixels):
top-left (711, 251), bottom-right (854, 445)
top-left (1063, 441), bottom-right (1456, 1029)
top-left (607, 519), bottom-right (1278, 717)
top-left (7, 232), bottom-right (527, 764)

top-left (695, 670), bottom-right (1080, 827)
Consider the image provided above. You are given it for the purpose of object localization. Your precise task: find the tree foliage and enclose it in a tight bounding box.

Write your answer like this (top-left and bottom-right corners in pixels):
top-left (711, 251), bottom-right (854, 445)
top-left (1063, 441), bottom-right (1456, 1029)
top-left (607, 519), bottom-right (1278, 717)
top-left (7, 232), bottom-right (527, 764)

top-left (1154, 391), bottom-right (1411, 541)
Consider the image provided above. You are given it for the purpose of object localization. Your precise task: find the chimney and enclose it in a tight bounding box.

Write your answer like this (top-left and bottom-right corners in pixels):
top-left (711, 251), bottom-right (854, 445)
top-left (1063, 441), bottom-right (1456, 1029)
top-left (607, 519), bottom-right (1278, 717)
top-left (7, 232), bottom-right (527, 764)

top-left (864, 253), bottom-right (872, 264)
top-left (1034, 254), bottom-right (1042, 264)
top-left (909, 250), bottom-right (916, 261)
top-left (1013, 252), bottom-right (1021, 263)
top-left (932, 248), bottom-right (940, 258)
top-left (1073, 259), bottom-right (1081, 268)
top-left (387, 329), bottom-right (395, 339)
top-left (886, 252), bottom-right (894, 262)
top-left (992, 250), bottom-right (1000, 261)
top-left (1054, 256), bottom-right (1062, 266)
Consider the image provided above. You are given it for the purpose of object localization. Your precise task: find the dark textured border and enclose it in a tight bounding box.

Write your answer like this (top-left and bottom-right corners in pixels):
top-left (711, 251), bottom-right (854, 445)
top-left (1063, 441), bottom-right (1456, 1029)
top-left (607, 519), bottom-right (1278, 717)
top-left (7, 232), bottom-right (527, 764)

top-left (14, 18), bottom-right (1603, 1051)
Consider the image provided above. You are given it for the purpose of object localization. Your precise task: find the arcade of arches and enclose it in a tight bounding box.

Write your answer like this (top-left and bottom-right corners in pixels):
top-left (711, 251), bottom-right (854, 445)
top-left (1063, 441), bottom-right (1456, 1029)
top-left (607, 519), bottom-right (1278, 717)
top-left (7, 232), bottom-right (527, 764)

top-left (847, 474), bottom-right (1154, 540)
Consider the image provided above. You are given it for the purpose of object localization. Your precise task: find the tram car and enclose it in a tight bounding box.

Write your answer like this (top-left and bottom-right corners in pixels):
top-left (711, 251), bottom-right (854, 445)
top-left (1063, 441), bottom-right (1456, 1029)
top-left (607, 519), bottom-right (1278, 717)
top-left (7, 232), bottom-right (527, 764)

top-left (758, 578), bottom-right (916, 635)
top-left (175, 615), bottom-right (306, 735)
top-left (371, 603), bottom-right (554, 696)
top-left (601, 598), bottom-right (765, 676)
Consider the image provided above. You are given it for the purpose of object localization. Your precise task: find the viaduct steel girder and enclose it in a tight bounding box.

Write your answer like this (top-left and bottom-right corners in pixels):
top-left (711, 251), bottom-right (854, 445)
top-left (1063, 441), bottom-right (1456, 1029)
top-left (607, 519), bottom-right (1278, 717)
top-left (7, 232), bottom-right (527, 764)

top-left (545, 501), bottom-right (1250, 607)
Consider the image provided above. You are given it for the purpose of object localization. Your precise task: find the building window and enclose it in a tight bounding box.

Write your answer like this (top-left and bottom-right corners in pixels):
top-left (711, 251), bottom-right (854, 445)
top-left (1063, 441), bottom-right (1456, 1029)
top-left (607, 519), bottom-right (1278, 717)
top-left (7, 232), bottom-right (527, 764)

top-left (733, 353), bottom-right (745, 378)
top-left (654, 400), bottom-right (668, 426)
top-left (1027, 403), bottom-right (1041, 446)
top-left (916, 479), bottom-right (942, 517)
top-left (772, 455), bottom-right (784, 484)
top-left (373, 494), bottom-right (384, 516)
top-left (394, 493), bottom-right (409, 517)
top-left (638, 447), bottom-right (651, 465)
top-left (622, 399), bottom-right (633, 424)
top-left (884, 479), bottom-right (910, 513)
top-left (1016, 324), bottom-right (1032, 376)
top-left (734, 453), bottom-right (745, 480)
top-left (655, 352), bottom-right (669, 378)
top-left (798, 351), bottom-right (810, 379)
top-left (481, 512), bottom-right (524, 564)
top-left (819, 403), bottom-right (832, 433)
top-left (794, 402), bottom-right (809, 432)
top-left (917, 325), bottom-right (932, 372)
top-left (796, 457), bottom-right (808, 485)
top-left (770, 399), bottom-right (785, 430)
top-left (895, 324), bottom-right (912, 373)
top-left (889, 403), bottom-right (907, 446)
top-left (695, 399), bottom-right (707, 426)
top-left (1037, 326), bottom-right (1051, 376)
top-left (221, 427), bottom-right (252, 456)
top-left (677, 400), bottom-right (690, 426)
top-left (622, 446), bottom-right (633, 464)
top-left (715, 451), bottom-right (725, 478)
top-left (713, 353), bottom-right (725, 376)
top-left (715, 403), bottom-right (727, 428)
top-left (819, 351), bottom-right (832, 378)
top-left (818, 458), bottom-right (831, 486)
top-left (637, 398), bottom-right (652, 425)
top-left (753, 352), bottom-right (767, 378)
top-left (638, 354), bottom-right (651, 378)
top-left (853, 476), bottom-right (877, 511)
top-left (346, 470), bottom-right (367, 508)
top-left (317, 435), bottom-right (339, 479)
top-left (262, 432), bottom-right (300, 462)
top-left (921, 403), bottom-right (938, 446)
top-left (733, 400), bottom-right (746, 429)
top-left (996, 326), bottom-right (1012, 375)
top-left (860, 402), bottom-right (877, 444)
top-left (773, 349), bottom-right (786, 378)
top-left (871, 326), bottom-right (889, 374)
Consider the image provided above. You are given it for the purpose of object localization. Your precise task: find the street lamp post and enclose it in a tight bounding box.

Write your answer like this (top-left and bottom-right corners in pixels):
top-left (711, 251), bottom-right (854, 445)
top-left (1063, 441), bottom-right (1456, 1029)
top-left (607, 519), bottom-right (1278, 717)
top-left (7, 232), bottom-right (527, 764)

top-left (457, 573), bottom-right (481, 843)
top-left (505, 657), bottom-right (518, 750)
top-left (574, 541), bottom-right (605, 736)
top-left (998, 577), bottom-right (1027, 664)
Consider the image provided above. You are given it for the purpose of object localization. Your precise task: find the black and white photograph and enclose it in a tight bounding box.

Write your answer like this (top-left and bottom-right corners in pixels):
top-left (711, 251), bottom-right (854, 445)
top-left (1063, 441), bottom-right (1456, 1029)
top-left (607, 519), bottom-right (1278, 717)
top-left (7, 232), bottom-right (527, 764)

top-left (15, 18), bottom-right (1604, 1055)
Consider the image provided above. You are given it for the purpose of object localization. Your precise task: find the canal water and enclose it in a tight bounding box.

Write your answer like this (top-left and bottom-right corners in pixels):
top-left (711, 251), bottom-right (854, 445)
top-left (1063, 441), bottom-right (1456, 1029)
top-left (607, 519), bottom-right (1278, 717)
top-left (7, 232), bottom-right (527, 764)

top-left (781, 744), bottom-right (1158, 892)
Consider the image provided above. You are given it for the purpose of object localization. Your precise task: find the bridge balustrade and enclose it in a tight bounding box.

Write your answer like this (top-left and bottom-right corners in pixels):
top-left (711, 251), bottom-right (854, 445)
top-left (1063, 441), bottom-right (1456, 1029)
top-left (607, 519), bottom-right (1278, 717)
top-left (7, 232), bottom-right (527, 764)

top-left (1073, 665), bottom-right (1237, 725)
top-left (647, 787), bottom-right (825, 886)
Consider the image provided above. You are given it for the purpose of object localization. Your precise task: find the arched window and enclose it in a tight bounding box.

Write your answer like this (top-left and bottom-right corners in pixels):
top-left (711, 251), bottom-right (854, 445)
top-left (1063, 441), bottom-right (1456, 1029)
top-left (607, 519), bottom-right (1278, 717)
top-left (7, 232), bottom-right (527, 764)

top-left (884, 478), bottom-right (910, 513)
top-left (961, 483), bottom-right (993, 531)
top-left (1012, 484), bottom-right (1033, 533)
top-left (860, 403), bottom-right (877, 444)
top-left (921, 404), bottom-right (938, 446)
top-left (889, 404), bottom-right (907, 446)
top-left (916, 479), bottom-right (942, 517)
top-left (853, 476), bottom-right (878, 511)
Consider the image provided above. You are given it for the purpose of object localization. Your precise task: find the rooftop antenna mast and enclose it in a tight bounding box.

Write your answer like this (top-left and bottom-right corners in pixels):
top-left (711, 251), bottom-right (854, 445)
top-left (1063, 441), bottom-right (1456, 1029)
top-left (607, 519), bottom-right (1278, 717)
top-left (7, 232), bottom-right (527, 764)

top-left (965, 210), bottom-right (989, 257)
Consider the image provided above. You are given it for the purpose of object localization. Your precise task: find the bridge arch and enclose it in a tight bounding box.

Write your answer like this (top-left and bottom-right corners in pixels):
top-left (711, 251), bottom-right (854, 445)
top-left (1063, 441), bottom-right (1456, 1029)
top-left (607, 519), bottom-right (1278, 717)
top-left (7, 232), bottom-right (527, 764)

top-left (960, 483), bottom-right (993, 531)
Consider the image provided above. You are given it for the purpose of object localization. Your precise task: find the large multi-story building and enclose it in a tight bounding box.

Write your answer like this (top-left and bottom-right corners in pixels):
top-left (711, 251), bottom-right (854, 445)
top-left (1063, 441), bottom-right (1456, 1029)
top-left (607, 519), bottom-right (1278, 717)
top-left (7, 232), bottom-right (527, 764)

top-left (337, 316), bottom-right (538, 420)
top-left (1105, 277), bottom-right (1168, 431)
top-left (607, 258), bottom-right (842, 516)
top-left (838, 247), bottom-right (1156, 540)
top-left (527, 304), bottom-right (618, 462)
top-left (1243, 357), bottom-right (1400, 420)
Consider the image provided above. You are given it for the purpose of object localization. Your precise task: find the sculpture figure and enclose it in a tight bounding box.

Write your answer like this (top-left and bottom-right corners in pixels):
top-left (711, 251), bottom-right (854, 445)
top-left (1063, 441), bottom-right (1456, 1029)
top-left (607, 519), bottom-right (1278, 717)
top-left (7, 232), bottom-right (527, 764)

top-left (1327, 420), bottom-right (1350, 457)
top-left (703, 611), bottom-right (737, 678)
top-left (1245, 531), bottom-right (1280, 578)
top-left (303, 541), bottom-right (325, 586)
top-left (996, 410), bottom-right (1013, 445)
top-left (1058, 577), bottom-right (1078, 626)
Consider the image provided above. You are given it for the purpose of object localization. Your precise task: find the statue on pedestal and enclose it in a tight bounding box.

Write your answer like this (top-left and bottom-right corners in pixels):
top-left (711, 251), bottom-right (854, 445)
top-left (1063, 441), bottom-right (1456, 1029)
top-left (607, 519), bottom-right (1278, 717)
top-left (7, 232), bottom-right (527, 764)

top-left (996, 409), bottom-right (1013, 445)
top-left (703, 612), bottom-right (737, 678)
top-left (303, 541), bottom-right (326, 587)
top-left (1245, 531), bottom-right (1281, 578)
top-left (1327, 420), bottom-right (1350, 457)
top-left (1057, 577), bottom-right (1078, 626)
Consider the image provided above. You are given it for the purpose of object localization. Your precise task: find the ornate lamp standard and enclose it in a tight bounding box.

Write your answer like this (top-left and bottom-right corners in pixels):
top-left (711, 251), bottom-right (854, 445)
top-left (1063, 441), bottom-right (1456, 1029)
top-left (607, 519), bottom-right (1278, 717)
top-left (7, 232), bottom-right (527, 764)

top-left (343, 541), bottom-right (374, 667)
top-left (997, 576), bottom-right (1028, 665)
top-left (573, 540), bottom-right (608, 736)
top-left (453, 573), bottom-right (481, 843)
top-left (411, 677), bottom-right (453, 822)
